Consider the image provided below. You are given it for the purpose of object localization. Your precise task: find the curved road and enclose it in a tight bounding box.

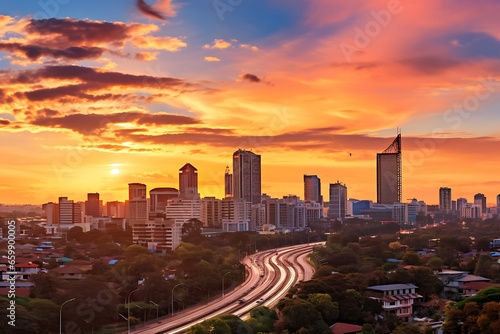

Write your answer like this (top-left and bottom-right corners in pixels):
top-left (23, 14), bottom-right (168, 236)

top-left (129, 242), bottom-right (324, 334)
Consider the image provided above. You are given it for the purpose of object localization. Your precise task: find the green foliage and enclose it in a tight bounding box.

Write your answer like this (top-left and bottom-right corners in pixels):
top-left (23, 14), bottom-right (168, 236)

top-left (246, 306), bottom-right (277, 333)
top-left (29, 273), bottom-right (59, 299)
top-left (187, 317), bottom-right (232, 334)
top-left (278, 298), bottom-right (330, 333)
top-left (456, 287), bottom-right (500, 309)
top-left (391, 322), bottom-right (421, 334)
top-left (474, 254), bottom-right (492, 277)
top-left (427, 257), bottom-right (443, 270)
top-left (307, 293), bottom-right (339, 324)
top-left (402, 251), bottom-right (420, 265)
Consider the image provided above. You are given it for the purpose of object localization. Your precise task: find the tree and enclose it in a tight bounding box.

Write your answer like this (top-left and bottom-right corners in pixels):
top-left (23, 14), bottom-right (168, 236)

top-left (402, 251), bottom-right (420, 265)
top-left (462, 302), bottom-right (481, 334)
top-left (391, 322), bottom-right (421, 334)
top-left (427, 257), bottom-right (443, 271)
top-left (28, 299), bottom-right (59, 334)
top-left (474, 254), bottom-right (492, 277)
top-left (187, 317), bottom-right (231, 334)
top-left (67, 226), bottom-right (84, 241)
top-left (307, 293), bottom-right (339, 324)
top-left (278, 298), bottom-right (330, 334)
top-left (29, 273), bottom-right (59, 299)
top-left (218, 314), bottom-right (252, 334)
top-left (246, 307), bottom-right (277, 333)
top-left (409, 267), bottom-right (444, 301)
top-left (442, 301), bottom-right (463, 334)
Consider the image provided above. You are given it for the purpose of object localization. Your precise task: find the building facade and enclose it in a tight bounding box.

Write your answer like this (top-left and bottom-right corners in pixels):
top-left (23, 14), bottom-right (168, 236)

top-left (233, 149), bottom-right (261, 204)
top-left (179, 163), bottom-right (199, 199)
top-left (328, 182), bottom-right (347, 220)
top-left (376, 134), bottom-right (402, 204)
top-left (439, 187), bottom-right (452, 212)
top-left (85, 193), bottom-right (101, 217)
top-left (304, 174), bottom-right (322, 204)
top-left (127, 183), bottom-right (148, 226)
top-left (365, 284), bottom-right (422, 321)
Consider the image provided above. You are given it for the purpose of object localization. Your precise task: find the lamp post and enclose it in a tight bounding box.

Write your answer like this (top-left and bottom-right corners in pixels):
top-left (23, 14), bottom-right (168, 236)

top-left (59, 297), bottom-right (75, 334)
top-left (171, 283), bottom-right (187, 316)
top-left (127, 288), bottom-right (140, 334)
top-left (222, 272), bottom-right (232, 298)
top-left (149, 301), bottom-right (159, 323)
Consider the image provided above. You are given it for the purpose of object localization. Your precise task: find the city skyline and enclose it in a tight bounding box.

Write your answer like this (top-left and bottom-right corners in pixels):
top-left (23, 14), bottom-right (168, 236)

top-left (1, 2), bottom-right (500, 205)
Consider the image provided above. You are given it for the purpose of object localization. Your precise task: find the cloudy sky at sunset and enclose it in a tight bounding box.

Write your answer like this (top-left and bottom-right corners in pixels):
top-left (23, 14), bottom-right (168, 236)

top-left (1, 0), bottom-right (499, 206)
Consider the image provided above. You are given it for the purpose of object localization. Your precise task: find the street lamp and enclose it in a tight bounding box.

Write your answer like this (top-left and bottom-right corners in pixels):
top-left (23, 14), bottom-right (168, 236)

top-left (127, 288), bottom-right (140, 334)
top-left (59, 297), bottom-right (75, 334)
top-left (171, 283), bottom-right (187, 316)
top-left (222, 272), bottom-right (232, 298)
top-left (149, 301), bottom-right (159, 323)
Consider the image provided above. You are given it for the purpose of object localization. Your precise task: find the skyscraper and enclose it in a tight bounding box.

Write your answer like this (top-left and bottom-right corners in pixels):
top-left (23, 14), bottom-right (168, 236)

top-left (497, 194), bottom-right (500, 208)
top-left (328, 181), bottom-right (347, 220)
top-left (128, 183), bottom-right (147, 226)
top-left (85, 192), bottom-right (100, 217)
top-left (439, 187), bottom-right (452, 212)
top-left (304, 175), bottom-right (322, 204)
top-left (233, 149), bottom-right (261, 204)
top-left (179, 163), bottom-right (199, 199)
top-left (224, 165), bottom-right (233, 198)
top-left (377, 134), bottom-right (402, 204)
top-left (474, 193), bottom-right (487, 214)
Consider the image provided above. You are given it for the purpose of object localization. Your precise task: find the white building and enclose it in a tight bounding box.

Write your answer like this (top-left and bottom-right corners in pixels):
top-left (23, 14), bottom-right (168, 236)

top-left (221, 198), bottom-right (251, 232)
top-left (132, 218), bottom-right (183, 251)
top-left (127, 183), bottom-right (148, 226)
top-left (251, 203), bottom-right (266, 231)
top-left (200, 197), bottom-right (222, 228)
top-left (165, 198), bottom-right (201, 224)
top-left (366, 284), bottom-right (422, 321)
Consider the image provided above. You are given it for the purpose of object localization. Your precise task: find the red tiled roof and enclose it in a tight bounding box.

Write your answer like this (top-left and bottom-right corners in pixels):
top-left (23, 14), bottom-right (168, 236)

top-left (461, 281), bottom-right (500, 291)
top-left (51, 266), bottom-right (84, 274)
top-left (381, 293), bottom-right (422, 302)
top-left (15, 262), bottom-right (39, 268)
top-left (330, 323), bottom-right (363, 334)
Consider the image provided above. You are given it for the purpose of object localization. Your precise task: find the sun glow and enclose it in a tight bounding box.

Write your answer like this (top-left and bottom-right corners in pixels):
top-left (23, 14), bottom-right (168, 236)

top-left (110, 168), bottom-right (120, 175)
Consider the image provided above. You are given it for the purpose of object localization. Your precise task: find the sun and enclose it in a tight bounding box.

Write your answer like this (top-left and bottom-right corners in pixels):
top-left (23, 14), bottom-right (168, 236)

top-left (110, 168), bottom-right (121, 175)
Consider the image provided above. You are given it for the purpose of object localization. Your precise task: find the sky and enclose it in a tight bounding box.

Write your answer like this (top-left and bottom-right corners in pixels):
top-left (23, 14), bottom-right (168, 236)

top-left (1, 0), bottom-right (500, 206)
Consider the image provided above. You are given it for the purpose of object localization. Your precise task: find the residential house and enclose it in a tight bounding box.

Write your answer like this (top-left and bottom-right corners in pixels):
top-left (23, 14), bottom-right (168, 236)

top-left (50, 266), bottom-right (85, 280)
top-left (365, 283), bottom-right (422, 321)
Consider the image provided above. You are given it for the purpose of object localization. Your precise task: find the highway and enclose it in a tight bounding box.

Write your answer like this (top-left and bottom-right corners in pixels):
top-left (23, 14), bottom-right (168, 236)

top-left (129, 242), bottom-right (324, 334)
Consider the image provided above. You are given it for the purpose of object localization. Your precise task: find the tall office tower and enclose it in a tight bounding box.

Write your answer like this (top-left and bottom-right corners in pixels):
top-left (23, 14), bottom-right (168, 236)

top-left (474, 193), bottom-right (487, 214)
top-left (451, 200), bottom-right (457, 211)
top-left (377, 133), bottom-right (402, 204)
top-left (328, 181), bottom-right (348, 219)
top-left (497, 194), bottom-right (500, 208)
top-left (128, 183), bottom-right (148, 226)
top-left (58, 197), bottom-right (74, 230)
top-left (129, 183), bottom-right (147, 199)
top-left (179, 163), bottom-right (199, 199)
top-left (457, 198), bottom-right (467, 214)
top-left (439, 187), bottom-right (452, 212)
top-left (85, 193), bottom-right (100, 217)
top-left (233, 149), bottom-right (261, 204)
top-left (224, 165), bottom-right (233, 198)
top-left (304, 175), bottom-right (322, 204)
